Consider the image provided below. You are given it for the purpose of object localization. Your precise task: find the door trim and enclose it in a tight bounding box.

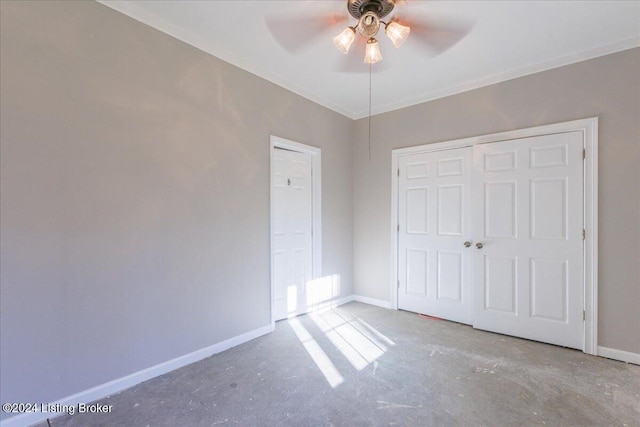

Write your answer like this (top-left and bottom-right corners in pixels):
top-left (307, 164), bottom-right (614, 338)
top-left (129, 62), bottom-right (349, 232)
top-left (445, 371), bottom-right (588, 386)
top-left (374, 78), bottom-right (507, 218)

top-left (390, 117), bottom-right (598, 355)
top-left (270, 135), bottom-right (322, 327)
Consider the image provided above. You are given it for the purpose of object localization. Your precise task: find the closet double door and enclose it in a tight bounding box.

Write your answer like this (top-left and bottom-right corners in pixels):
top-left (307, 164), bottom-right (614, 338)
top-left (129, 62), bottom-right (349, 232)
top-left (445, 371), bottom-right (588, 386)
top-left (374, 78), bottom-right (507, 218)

top-left (397, 131), bottom-right (584, 349)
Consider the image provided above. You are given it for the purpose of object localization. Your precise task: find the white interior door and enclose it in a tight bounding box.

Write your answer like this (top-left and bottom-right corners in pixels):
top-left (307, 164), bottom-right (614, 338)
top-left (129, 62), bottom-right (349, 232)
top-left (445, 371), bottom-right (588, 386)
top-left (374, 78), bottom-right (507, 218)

top-left (397, 148), bottom-right (473, 324)
top-left (471, 131), bottom-right (584, 349)
top-left (272, 148), bottom-right (313, 321)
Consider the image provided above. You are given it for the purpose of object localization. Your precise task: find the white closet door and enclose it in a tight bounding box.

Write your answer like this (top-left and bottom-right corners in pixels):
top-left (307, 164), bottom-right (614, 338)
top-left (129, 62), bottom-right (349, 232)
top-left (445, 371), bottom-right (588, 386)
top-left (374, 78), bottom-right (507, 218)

top-left (471, 131), bottom-right (584, 349)
top-left (272, 148), bottom-right (313, 321)
top-left (397, 148), bottom-right (473, 324)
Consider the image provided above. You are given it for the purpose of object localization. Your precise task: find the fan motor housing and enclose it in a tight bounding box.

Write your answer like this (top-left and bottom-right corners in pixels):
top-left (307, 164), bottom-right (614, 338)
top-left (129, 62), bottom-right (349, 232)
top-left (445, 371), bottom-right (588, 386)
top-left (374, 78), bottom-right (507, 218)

top-left (348, 0), bottom-right (395, 19)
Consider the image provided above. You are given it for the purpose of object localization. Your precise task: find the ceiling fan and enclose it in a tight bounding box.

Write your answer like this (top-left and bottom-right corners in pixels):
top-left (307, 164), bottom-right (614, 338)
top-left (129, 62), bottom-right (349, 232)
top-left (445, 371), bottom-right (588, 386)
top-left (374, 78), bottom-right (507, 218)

top-left (265, 0), bottom-right (472, 159)
top-left (266, 0), bottom-right (472, 69)
top-left (333, 0), bottom-right (409, 64)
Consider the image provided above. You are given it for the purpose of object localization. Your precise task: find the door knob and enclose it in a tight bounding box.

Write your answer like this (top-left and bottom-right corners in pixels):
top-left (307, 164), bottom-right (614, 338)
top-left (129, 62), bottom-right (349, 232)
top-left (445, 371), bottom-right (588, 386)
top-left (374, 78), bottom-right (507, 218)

top-left (464, 241), bottom-right (471, 247)
top-left (476, 242), bottom-right (484, 249)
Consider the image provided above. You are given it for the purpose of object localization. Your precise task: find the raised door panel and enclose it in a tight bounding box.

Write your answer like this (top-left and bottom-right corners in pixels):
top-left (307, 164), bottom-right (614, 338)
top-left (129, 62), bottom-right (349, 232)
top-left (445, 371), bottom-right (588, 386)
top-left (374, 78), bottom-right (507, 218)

top-left (484, 181), bottom-right (517, 239)
top-left (483, 150), bottom-right (517, 172)
top-left (437, 251), bottom-right (462, 302)
top-left (437, 185), bottom-right (463, 236)
top-left (406, 249), bottom-right (428, 296)
top-left (530, 144), bottom-right (568, 168)
top-left (530, 258), bottom-right (568, 322)
top-left (438, 157), bottom-right (464, 177)
top-left (407, 161), bottom-right (429, 179)
top-left (530, 178), bottom-right (567, 240)
top-left (484, 256), bottom-right (517, 314)
top-left (406, 188), bottom-right (429, 234)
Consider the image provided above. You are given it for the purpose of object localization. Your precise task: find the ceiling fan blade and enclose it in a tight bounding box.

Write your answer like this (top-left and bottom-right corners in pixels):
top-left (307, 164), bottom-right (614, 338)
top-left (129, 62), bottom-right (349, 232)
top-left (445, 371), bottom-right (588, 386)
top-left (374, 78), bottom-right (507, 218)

top-left (390, 0), bottom-right (410, 23)
top-left (265, 12), bottom-right (348, 54)
top-left (395, 13), bottom-right (474, 57)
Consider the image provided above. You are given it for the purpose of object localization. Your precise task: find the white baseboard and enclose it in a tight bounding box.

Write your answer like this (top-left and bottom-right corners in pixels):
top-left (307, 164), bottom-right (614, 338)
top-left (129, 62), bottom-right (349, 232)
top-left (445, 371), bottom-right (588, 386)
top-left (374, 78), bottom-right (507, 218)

top-left (0, 323), bottom-right (274, 427)
top-left (333, 294), bottom-right (356, 306)
top-left (291, 294), bottom-right (391, 315)
top-left (598, 346), bottom-right (640, 365)
top-left (306, 295), bottom-right (355, 313)
top-left (352, 294), bottom-right (392, 309)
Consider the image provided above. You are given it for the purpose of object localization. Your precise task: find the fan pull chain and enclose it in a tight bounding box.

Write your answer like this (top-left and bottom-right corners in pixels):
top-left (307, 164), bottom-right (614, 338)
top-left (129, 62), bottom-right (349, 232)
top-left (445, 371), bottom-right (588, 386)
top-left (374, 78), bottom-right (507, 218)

top-left (368, 62), bottom-right (372, 161)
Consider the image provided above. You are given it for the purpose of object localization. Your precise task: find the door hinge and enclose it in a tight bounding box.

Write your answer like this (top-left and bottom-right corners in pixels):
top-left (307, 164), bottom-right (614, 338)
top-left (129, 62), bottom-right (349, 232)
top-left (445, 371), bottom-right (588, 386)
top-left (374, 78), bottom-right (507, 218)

top-left (583, 229), bottom-right (586, 240)
top-left (397, 280), bottom-right (400, 289)
top-left (583, 149), bottom-right (586, 159)
top-left (397, 168), bottom-right (400, 177)
top-left (397, 224), bottom-right (400, 233)
top-left (582, 310), bottom-right (586, 321)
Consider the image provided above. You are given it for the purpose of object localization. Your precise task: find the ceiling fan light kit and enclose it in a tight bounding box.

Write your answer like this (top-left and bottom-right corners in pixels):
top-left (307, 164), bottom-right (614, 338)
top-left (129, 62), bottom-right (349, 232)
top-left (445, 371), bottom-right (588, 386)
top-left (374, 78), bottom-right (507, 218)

top-left (365, 38), bottom-right (383, 64)
top-left (333, 0), bottom-right (410, 63)
top-left (333, 26), bottom-right (357, 54)
top-left (385, 21), bottom-right (410, 48)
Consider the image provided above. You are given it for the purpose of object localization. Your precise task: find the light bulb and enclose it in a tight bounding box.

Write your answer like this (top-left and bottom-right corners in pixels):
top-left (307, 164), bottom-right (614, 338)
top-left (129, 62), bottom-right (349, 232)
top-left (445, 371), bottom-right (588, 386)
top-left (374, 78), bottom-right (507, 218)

top-left (333, 27), bottom-right (356, 54)
top-left (357, 11), bottom-right (380, 38)
top-left (385, 21), bottom-right (410, 48)
top-left (364, 38), bottom-right (383, 64)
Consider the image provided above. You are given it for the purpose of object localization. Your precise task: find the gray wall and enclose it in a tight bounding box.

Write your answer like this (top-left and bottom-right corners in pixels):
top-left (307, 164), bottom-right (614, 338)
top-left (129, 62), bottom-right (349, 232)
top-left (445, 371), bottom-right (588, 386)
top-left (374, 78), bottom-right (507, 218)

top-left (0, 1), bottom-right (353, 412)
top-left (353, 48), bottom-right (640, 354)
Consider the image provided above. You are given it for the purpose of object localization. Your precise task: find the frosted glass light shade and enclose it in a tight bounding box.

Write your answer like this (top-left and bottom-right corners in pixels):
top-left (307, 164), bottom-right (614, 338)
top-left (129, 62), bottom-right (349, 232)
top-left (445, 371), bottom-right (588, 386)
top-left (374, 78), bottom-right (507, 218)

top-left (364, 38), bottom-right (383, 64)
top-left (385, 21), bottom-right (410, 48)
top-left (333, 27), bottom-right (356, 54)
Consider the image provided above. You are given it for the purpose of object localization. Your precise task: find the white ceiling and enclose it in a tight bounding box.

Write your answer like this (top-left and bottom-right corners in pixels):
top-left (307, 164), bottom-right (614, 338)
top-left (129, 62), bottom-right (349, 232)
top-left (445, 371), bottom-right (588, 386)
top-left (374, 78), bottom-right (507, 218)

top-left (99, 1), bottom-right (640, 119)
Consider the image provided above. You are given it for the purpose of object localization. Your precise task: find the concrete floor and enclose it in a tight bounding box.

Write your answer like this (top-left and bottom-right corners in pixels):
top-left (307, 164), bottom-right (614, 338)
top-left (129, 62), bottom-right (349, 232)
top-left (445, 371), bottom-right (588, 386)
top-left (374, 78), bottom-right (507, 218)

top-left (40, 302), bottom-right (639, 426)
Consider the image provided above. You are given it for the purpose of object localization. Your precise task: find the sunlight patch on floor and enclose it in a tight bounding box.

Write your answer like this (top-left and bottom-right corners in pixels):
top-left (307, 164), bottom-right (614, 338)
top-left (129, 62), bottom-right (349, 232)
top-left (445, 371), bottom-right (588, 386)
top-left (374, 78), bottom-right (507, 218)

top-left (288, 317), bottom-right (344, 388)
top-left (356, 317), bottom-right (396, 346)
top-left (309, 309), bottom-right (394, 372)
top-left (310, 312), bottom-right (370, 370)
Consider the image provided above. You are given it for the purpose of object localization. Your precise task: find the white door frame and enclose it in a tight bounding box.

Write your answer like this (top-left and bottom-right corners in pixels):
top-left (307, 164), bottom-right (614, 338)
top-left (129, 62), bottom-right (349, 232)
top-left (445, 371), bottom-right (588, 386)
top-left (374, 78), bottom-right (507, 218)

top-left (390, 118), bottom-right (598, 355)
top-left (270, 135), bottom-right (322, 327)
